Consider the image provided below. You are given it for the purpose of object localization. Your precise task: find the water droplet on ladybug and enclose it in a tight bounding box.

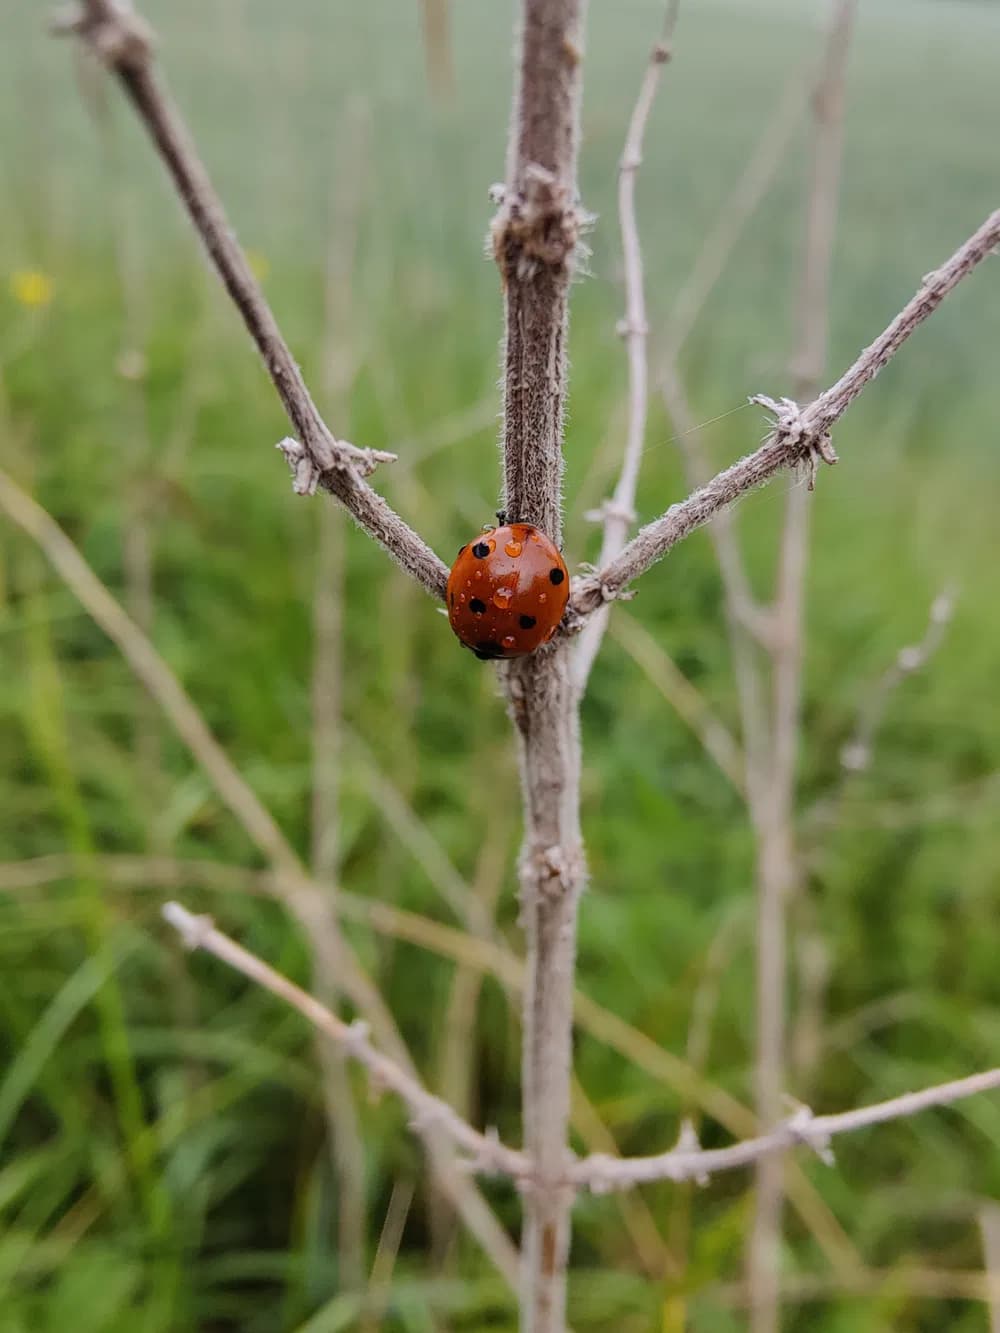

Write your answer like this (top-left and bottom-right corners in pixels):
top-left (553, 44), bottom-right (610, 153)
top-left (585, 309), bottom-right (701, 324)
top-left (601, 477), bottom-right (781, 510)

top-left (538, 591), bottom-right (547, 603)
top-left (502, 635), bottom-right (516, 650)
top-left (492, 587), bottom-right (513, 609)
top-left (505, 540), bottom-right (523, 558)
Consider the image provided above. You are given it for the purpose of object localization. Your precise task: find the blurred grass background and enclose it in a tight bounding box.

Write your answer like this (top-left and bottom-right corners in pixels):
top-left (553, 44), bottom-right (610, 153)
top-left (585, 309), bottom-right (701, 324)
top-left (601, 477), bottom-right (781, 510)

top-left (1, 0), bottom-right (999, 1328)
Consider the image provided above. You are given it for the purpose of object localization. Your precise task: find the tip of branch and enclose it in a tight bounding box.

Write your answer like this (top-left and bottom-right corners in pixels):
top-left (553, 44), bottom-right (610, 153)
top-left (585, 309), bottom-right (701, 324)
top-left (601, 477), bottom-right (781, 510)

top-left (162, 901), bottom-right (214, 951)
top-left (930, 588), bottom-right (956, 624)
top-left (277, 436), bottom-right (394, 494)
top-left (51, 1), bottom-right (155, 70)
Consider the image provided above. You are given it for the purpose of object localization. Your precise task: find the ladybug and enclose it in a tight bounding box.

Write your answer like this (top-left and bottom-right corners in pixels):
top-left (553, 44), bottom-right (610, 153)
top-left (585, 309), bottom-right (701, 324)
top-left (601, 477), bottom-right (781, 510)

top-left (446, 519), bottom-right (570, 660)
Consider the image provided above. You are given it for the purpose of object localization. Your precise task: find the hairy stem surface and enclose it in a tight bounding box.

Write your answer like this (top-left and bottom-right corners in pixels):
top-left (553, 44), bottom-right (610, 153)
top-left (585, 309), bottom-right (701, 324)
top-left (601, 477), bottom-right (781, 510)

top-left (494, 1), bottom-right (588, 1327)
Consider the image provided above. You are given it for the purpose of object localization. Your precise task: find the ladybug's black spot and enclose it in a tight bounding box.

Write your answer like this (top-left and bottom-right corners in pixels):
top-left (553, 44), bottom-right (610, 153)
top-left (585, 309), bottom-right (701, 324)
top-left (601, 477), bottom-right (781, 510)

top-left (549, 568), bottom-right (565, 586)
top-left (469, 598), bottom-right (487, 614)
top-left (456, 544), bottom-right (467, 557)
top-left (473, 640), bottom-right (504, 660)
top-left (472, 542), bottom-right (491, 559)
top-left (519, 614), bottom-right (537, 630)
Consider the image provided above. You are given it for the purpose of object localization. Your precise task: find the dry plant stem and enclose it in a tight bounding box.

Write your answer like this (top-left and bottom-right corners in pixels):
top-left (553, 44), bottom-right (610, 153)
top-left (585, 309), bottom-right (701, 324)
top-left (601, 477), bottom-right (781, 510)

top-left (658, 361), bottom-right (764, 639)
top-left (311, 500), bottom-right (366, 1293)
top-left (161, 903), bottom-right (529, 1181)
top-left (573, 202), bottom-right (1000, 617)
top-left (840, 588), bottom-right (955, 774)
top-left (0, 469), bottom-right (518, 1287)
top-left (418, 0), bottom-right (454, 98)
top-left (494, 1), bottom-right (588, 1327)
top-left (57, 0), bottom-right (449, 601)
top-left (0, 847), bottom-right (871, 1272)
top-left (714, 1266), bottom-right (1000, 1313)
top-left (573, 10), bottom-right (676, 692)
top-left (750, 9), bottom-right (855, 1327)
top-left (309, 114), bottom-right (370, 1293)
top-left (574, 1065), bottom-right (1000, 1191)
top-left (160, 905), bottom-right (1000, 1196)
top-left (657, 359), bottom-right (771, 801)
top-left (980, 1205), bottom-right (1000, 1333)
top-left (665, 74), bottom-right (807, 359)
top-left (100, 131), bottom-right (166, 840)
top-left (362, 1179), bottom-right (416, 1333)
top-left (610, 611), bottom-right (745, 794)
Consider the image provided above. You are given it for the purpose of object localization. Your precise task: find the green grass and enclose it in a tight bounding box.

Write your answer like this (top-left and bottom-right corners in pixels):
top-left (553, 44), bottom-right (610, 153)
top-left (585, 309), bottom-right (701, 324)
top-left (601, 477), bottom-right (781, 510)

top-left (1, 0), bottom-right (1000, 1328)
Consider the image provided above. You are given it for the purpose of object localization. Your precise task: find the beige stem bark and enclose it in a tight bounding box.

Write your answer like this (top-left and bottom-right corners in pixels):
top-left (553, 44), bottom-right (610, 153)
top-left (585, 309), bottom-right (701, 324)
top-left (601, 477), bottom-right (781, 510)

top-left (573, 13), bottom-right (676, 692)
top-left (749, 7), bottom-right (856, 1330)
top-left (493, 1), bottom-right (588, 1326)
top-left (58, 0), bottom-right (448, 599)
top-left (571, 203), bottom-right (1000, 618)
top-left (309, 109), bottom-right (371, 1294)
top-left (0, 467), bottom-right (519, 1287)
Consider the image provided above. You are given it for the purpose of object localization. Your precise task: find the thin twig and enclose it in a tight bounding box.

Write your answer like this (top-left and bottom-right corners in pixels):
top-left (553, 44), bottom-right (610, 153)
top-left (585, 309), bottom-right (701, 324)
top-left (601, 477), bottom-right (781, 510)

top-left (309, 102), bottom-right (371, 1294)
top-left (664, 73), bottom-right (807, 361)
top-left (160, 902), bottom-right (530, 1181)
top-left (361, 1178), bottom-right (416, 1333)
top-left (658, 359), bottom-right (768, 644)
top-left (0, 848), bottom-right (864, 1272)
top-left (981, 1205), bottom-right (1000, 1333)
top-left (573, 7), bottom-right (678, 691)
top-left (839, 587), bottom-right (955, 774)
top-left (574, 1066), bottom-right (1000, 1191)
top-left (714, 1265), bottom-right (1000, 1311)
top-left (0, 468), bottom-right (297, 872)
top-left (610, 611), bottom-right (745, 794)
top-left (418, 0), bottom-right (454, 99)
top-left (571, 204), bottom-right (1000, 618)
top-left (749, 7), bottom-right (856, 1327)
top-left (0, 469), bottom-right (519, 1286)
top-left (54, 0), bottom-right (449, 600)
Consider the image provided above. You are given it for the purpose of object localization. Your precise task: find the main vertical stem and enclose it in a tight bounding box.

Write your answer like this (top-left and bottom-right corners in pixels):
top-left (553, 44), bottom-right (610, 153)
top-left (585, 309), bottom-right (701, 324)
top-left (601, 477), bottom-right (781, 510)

top-left (495, 2), bottom-right (588, 1328)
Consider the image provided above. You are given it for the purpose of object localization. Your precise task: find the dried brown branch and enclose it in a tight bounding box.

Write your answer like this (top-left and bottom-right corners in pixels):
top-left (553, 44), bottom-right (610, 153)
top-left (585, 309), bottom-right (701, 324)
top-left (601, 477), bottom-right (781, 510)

top-left (161, 902), bottom-right (530, 1182)
top-left (715, 1264), bottom-right (1000, 1311)
top-left (493, 2), bottom-right (589, 1327)
top-left (980, 1205), bottom-right (1000, 1333)
top-left (418, 0), bottom-right (454, 99)
top-left (749, 6), bottom-right (855, 1327)
top-left (657, 360), bottom-right (772, 811)
top-left (54, 0), bottom-right (449, 600)
top-left (610, 611), bottom-right (745, 794)
top-left (309, 108), bottom-right (370, 1294)
top-left (0, 847), bottom-right (862, 1272)
top-left (574, 1066), bottom-right (1000, 1192)
top-left (573, 8), bottom-right (678, 691)
top-left (658, 361), bottom-right (768, 644)
top-left (0, 468), bottom-right (518, 1286)
top-left (571, 203), bottom-right (1000, 618)
top-left (839, 588), bottom-right (955, 774)
top-left (665, 74), bottom-right (807, 361)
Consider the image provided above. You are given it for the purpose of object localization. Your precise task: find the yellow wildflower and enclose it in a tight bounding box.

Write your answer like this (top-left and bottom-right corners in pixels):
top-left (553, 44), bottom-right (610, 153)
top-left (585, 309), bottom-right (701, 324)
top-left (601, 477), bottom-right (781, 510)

top-left (10, 269), bottom-right (54, 309)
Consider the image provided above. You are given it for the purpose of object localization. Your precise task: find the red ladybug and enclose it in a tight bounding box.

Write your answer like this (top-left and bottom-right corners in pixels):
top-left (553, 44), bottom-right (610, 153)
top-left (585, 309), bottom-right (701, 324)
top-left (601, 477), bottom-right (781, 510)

top-left (447, 520), bottom-right (570, 660)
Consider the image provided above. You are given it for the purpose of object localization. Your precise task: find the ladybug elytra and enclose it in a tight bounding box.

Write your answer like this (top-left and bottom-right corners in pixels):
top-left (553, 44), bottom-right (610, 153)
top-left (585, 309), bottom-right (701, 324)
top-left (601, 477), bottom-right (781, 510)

top-left (446, 521), bottom-right (570, 660)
